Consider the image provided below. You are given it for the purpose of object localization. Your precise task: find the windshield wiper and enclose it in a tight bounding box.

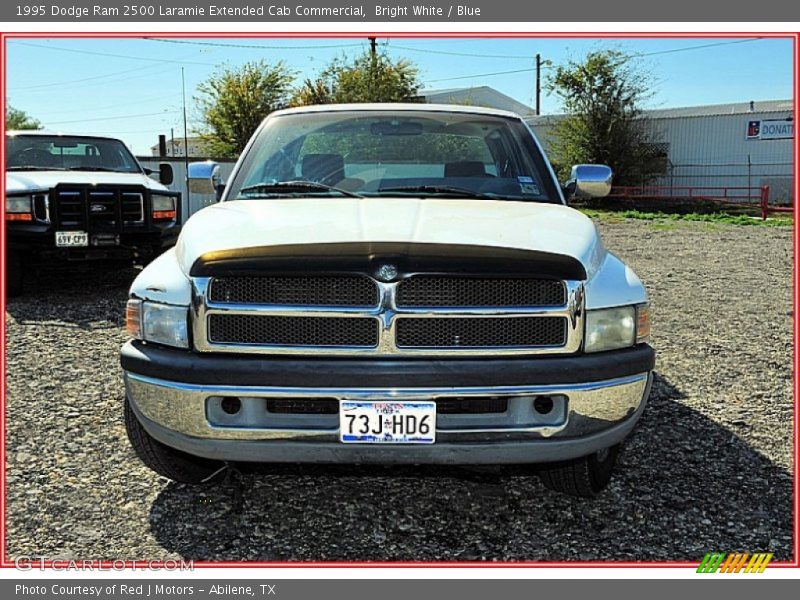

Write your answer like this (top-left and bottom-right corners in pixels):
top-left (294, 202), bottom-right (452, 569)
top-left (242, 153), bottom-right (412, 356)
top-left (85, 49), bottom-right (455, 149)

top-left (6, 166), bottom-right (67, 171)
top-left (238, 180), bottom-right (364, 198)
top-left (376, 185), bottom-right (498, 200)
top-left (65, 166), bottom-right (121, 172)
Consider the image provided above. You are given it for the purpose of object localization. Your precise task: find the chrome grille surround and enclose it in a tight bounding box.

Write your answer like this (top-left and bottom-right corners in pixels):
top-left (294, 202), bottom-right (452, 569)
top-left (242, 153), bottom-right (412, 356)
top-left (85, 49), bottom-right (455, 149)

top-left (192, 276), bottom-right (584, 356)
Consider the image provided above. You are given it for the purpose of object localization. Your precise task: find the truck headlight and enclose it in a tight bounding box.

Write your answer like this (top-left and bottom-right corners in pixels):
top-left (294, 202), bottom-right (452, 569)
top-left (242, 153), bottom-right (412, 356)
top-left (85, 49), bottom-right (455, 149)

top-left (151, 194), bottom-right (177, 221)
top-left (584, 306), bottom-right (636, 353)
top-left (126, 299), bottom-right (189, 349)
top-left (5, 195), bottom-right (33, 221)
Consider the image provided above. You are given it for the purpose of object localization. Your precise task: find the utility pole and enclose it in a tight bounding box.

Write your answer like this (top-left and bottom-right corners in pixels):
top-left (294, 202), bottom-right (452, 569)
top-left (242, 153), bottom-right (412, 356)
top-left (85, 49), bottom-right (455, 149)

top-left (368, 37), bottom-right (378, 97)
top-left (535, 53), bottom-right (542, 116)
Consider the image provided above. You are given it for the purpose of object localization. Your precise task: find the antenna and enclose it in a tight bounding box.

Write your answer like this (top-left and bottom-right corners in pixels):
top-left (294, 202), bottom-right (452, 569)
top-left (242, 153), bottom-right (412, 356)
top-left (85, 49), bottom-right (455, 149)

top-left (182, 66), bottom-right (190, 214)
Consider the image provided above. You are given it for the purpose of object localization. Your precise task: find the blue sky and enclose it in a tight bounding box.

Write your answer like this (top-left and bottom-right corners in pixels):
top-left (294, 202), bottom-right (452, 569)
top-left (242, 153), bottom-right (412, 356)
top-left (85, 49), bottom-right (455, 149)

top-left (5, 36), bottom-right (794, 154)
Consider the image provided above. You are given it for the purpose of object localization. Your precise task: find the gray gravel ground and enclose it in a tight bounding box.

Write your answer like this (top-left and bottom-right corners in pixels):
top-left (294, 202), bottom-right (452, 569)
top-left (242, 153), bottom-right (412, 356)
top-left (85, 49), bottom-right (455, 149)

top-left (4, 217), bottom-right (794, 563)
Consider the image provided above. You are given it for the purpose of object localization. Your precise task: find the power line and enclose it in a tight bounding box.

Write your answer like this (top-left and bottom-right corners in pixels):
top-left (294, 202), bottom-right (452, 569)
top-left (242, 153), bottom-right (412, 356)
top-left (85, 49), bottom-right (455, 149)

top-left (387, 44), bottom-right (533, 60)
top-left (7, 63), bottom-right (188, 94)
top-left (425, 38), bottom-right (766, 84)
top-left (427, 67), bottom-right (538, 83)
top-left (46, 110), bottom-right (180, 126)
top-left (145, 37), bottom-right (367, 51)
top-left (7, 63), bottom-right (158, 91)
top-left (24, 94), bottom-right (179, 117)
top-left (631, 37), bottom-right (763, 57)
top-left (8, 41), bottom-right (217, 65)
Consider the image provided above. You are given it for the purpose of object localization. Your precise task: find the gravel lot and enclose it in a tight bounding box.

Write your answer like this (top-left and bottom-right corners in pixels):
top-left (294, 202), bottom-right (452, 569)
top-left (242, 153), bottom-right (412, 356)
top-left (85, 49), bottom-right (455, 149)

top-left (5, 217), bottom-right (794, 563)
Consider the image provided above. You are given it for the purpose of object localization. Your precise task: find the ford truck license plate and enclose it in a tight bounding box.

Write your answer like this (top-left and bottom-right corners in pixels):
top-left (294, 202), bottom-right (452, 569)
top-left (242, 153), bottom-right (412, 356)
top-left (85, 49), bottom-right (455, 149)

top-left (55, 231), bottom-right (89, 247)
top-left (339, 401), bottom-right (436, 444)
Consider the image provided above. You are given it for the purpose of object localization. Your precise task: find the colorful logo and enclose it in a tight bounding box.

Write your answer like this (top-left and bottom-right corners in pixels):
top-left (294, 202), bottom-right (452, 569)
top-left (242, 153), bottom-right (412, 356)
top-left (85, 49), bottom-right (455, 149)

top-left (696, 552), bottom-right (773, 573)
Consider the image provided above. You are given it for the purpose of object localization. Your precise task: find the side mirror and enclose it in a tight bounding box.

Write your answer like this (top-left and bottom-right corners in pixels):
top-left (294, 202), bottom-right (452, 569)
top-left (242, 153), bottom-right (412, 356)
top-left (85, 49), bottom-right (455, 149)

top-left (188, 160), bottom-right (221, 195)
top-left (564, 164), bottom-right (613, 199)
top-left (158, 163), bottom-right (174, 186)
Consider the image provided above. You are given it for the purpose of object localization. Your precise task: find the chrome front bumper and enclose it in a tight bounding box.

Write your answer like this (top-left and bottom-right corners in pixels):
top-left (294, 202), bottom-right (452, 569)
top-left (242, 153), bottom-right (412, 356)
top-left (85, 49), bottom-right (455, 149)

top-left (124, 371), bottom-right (652, 464)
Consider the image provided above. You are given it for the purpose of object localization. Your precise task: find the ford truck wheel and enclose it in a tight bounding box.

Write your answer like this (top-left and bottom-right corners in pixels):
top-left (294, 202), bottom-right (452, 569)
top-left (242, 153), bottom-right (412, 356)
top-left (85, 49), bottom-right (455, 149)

top-left (6, 252), bottom-right (23, 298)
top-left (124, 397), bottom-right (224, 484)
top-left (538, 445), bottom-right (621, 498)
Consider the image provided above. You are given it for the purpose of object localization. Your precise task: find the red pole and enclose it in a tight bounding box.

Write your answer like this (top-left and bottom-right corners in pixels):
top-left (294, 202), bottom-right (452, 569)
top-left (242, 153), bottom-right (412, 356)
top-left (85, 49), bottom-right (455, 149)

top-left (760, 185), bottom-right (770, 220)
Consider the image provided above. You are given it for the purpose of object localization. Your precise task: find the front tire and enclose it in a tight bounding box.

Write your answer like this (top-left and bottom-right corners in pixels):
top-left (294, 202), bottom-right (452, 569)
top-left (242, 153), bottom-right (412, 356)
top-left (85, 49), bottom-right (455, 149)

top-left (124, 397), bottom-right (225, 484)
top-left (6, 251), bottom-right (23, 297)
top-left (539, 445), bottom-right (621, 498)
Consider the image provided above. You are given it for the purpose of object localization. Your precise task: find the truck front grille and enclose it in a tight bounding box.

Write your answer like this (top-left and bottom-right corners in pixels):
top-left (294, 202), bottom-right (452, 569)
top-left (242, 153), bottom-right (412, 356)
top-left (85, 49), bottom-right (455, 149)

top-left (395, 317), bottom-right (568, 348)
top-left (396, 276), bottom-right (566, 307)
top-left (207, 314), bottom-right (379, 347)
top-left (53, 186), bottom-right (145, 230)
top-left (196, 275), bottom-right (583, 356)
top-left (209, 276), bottom-right (378, 307)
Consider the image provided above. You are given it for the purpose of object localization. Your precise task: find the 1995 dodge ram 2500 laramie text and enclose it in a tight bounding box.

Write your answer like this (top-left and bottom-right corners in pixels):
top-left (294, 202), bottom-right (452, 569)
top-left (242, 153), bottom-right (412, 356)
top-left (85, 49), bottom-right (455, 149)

top-left (5, 131), bottom-right (181, 296)
top-left (121, 104), bottom-right (654, 497)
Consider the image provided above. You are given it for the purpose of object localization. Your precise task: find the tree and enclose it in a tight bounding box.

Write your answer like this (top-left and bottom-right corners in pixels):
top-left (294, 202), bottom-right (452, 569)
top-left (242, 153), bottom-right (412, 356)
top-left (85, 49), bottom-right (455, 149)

top-left (547, 50), bottom-right (664, 185)
top-left (292, 49), bottom-right (421, 106)
top-left (6, 106), bottom-right (41, 130)
top-left (196, 60), bottom-right (294, 157)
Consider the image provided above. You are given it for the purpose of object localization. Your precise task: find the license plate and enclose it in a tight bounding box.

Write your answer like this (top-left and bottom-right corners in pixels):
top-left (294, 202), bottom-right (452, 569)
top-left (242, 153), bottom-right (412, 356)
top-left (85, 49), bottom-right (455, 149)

top-left (55, 231), bottom-right (88, 247)
top-left (339, 401), bottom-right (436, 444)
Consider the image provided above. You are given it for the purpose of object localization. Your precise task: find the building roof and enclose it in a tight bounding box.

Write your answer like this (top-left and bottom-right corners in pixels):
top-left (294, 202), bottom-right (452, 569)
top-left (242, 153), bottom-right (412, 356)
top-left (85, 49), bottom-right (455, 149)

top-left (644, 99), bottom-right (793, 119)
top-left (419, 86), bottom-right (536, 117)
top-left (528, 99), bottom-right (794, 125)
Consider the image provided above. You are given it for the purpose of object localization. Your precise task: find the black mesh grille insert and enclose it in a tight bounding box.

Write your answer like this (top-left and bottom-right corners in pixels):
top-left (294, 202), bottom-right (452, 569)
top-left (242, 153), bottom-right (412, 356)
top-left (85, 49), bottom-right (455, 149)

top-left (208, 315), bottom-right (379, 347)
top-left (396, 276), bottom-right (566, 307)
top-left (266, 398), bottom-right (339, 414)
top-left (264, 397), bottom-right (508, 415)
top-left (209, 276), bottom-right (378, 306)
top-left (395, 317), bottom-right (567, 348)
top-left (436, 397), bottom-right (508, 414)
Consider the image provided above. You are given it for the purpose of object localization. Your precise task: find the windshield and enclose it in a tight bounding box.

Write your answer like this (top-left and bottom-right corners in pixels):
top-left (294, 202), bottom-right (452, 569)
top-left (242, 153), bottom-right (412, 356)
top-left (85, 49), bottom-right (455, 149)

top-left (227, 110), bottom-right (559, 202)
top-left (5, 135), bottom-right (142, 173)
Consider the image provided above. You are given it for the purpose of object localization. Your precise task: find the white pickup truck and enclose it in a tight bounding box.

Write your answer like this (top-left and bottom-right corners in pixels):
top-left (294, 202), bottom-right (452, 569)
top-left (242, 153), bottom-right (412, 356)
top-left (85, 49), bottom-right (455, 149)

top-left (5, 131), bottom-right (181, 296)
top-left (120, 104), bottom-right (653, 497)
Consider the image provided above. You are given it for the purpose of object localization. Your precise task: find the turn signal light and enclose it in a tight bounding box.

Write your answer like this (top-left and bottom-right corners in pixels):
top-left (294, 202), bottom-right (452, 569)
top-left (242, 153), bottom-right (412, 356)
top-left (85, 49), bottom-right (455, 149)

top-left (126, 299), bottom-right (143, 338)
top-left (636, 305), bottom-right (651, 344)
top-left (152, 210), bottom-right (177, 220)
top-left (5, 213), bottom-right (33, 221)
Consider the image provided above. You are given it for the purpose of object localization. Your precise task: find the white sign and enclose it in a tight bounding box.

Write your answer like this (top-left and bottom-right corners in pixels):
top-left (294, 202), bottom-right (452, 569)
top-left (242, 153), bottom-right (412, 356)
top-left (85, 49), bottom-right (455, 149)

top-left (746, 118), bottom-right (794, 140)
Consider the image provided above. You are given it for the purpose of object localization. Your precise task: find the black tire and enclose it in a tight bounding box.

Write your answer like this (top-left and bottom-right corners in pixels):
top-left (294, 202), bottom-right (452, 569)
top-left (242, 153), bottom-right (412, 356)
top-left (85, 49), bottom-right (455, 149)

top-left (539, 445), bottom-right (621, 498)
top-left (124, 397), bottom-right (225, 484)
top-left (6, 251), bottom-right (23, 298)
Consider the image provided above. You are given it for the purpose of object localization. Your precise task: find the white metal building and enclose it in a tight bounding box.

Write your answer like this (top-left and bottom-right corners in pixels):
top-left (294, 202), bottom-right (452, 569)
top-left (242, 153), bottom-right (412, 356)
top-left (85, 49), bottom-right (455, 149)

top-left (420, 87), bottom-right (536, 117)
top-left (527, 99), bottom-right (794, 203)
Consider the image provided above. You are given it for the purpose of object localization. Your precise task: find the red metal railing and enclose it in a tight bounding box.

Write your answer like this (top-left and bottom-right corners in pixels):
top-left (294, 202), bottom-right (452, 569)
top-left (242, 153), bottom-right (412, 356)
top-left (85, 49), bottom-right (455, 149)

top-left (610, 185), bottom-right (792, 220)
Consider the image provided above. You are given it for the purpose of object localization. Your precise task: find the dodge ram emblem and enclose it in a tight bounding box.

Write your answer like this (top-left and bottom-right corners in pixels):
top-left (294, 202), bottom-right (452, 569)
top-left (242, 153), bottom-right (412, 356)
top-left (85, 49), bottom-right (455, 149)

top-left (90, 204), bottom-right (106, 213)
top-left (376, 264), bottom-right (398, 282)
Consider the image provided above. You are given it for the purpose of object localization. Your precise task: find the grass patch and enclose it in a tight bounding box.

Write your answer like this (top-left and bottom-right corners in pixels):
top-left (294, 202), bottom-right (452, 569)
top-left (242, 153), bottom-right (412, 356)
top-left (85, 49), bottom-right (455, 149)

top-left (581, 208), bottom-right (793, 227)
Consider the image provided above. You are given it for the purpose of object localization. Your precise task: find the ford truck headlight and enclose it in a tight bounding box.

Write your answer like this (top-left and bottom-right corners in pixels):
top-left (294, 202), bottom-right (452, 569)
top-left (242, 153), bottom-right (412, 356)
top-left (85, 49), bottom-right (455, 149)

top-left (126, 299), bottom-right (189, 349)
top-left (585, 304), bottom-right (649, 353)
top-left (151, 194), bottom-right (177, 221)
top-left (5, 195), bottom-right (33, 221)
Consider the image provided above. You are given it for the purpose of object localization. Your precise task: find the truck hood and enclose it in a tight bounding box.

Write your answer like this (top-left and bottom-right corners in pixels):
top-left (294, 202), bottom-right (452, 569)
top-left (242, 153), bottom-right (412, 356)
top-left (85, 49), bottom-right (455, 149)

top-left (176, 198), bottom-right (607, 279)
top-left (5, 170), bottom-right (166, 194)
